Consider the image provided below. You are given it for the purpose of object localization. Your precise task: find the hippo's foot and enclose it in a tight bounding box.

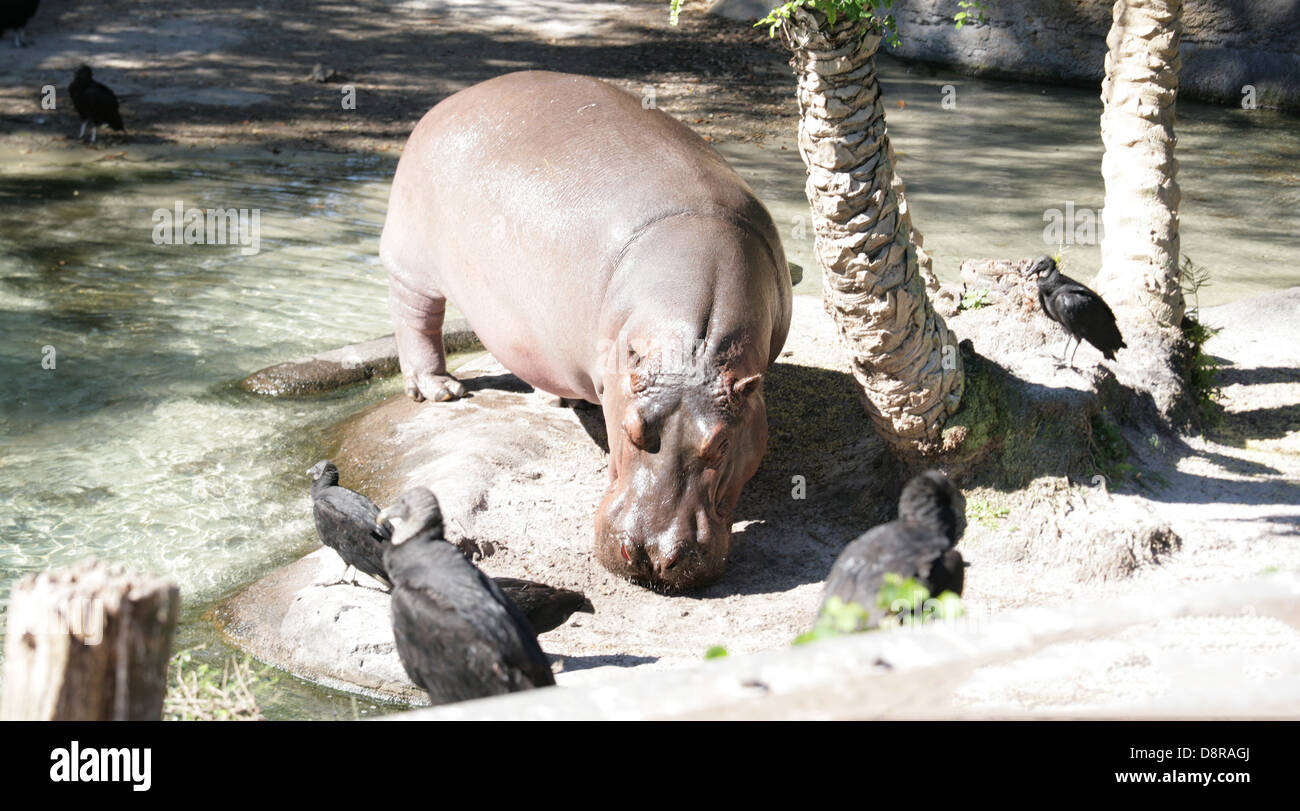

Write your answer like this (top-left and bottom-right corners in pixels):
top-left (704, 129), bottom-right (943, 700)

top-left (404, 370), bottom-right (466, 403)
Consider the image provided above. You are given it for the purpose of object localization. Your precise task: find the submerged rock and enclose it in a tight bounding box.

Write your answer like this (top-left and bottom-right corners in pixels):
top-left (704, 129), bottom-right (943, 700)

top-left (212, 548), bottom-right (425, 704)
top-left (238, 319), bottom-right (480, 396)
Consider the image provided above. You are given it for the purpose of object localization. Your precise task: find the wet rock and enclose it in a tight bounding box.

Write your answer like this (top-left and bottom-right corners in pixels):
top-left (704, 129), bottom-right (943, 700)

top-left (213, 548), bottom-right (428, 704)
top-left (238, 318), bottom-right (480, 396)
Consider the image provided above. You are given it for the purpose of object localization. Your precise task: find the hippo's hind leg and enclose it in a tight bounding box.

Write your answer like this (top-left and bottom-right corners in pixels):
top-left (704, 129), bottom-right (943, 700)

top-left (387, 273), bottom-right (466, 403)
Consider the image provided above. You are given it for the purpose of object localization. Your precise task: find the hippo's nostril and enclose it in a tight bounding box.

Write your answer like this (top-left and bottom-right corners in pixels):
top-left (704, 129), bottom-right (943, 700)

top-left (660, 548), bottom-right (681, 572)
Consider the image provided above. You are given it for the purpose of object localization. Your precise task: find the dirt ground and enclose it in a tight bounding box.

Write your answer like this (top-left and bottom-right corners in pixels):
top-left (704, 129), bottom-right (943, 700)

top-left (1, 0), bottom-right (793, 153)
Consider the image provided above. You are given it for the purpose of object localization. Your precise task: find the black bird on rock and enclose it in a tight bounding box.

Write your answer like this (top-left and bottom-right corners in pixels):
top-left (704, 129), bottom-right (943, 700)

top-left (307, 461), bottom-right (594, 632)
top-left (378, 487), bottom-right (555, 705)
top-left (68, 65), bottom-right (125, 144)
top-left (1029, 256), bottom-right (1126, 367)
top-left (822, 471), bottom-right (966, 627)
top-left (307, 460), bottom-right (391, 587)
top-left (1, 0), bottom-right (39, 47)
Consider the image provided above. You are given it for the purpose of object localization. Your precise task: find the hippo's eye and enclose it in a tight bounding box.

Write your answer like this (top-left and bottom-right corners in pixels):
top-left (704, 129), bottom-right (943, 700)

top-left (700, 425), bottom-right (729, 468)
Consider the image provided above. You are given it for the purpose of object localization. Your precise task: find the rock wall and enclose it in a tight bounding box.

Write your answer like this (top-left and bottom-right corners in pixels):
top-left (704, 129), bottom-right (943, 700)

top-left (888, 0), bottom-right (1300, 109)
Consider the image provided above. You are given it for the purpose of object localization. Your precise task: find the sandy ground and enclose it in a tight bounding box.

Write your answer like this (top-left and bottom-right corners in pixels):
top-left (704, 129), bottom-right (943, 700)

top-left (941, 288), bottom-right (1300, 714)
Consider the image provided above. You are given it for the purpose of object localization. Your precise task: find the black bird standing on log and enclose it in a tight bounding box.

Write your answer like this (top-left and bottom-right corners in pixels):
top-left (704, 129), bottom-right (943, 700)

top-left (822, 471), bottom-right (966, 627)
top-left (68, 65), bottom-right (125, 144)
top-left (307, 460), bottom-right (391, 588)
top-left (378, 487), bottom-right (555, 705)
top-left (1, 0), bottom-right (39, 47)
top-left (1029, 255), bottom-right (1126, 367)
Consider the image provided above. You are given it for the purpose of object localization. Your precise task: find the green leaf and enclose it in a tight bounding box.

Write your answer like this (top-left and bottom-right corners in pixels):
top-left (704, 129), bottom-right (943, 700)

top-left (960, 288), bottom-right (991, 310)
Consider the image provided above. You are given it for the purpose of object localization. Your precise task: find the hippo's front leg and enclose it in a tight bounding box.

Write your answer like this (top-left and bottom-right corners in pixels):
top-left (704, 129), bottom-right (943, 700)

top-left (387, 273), bottom-right (466, 403)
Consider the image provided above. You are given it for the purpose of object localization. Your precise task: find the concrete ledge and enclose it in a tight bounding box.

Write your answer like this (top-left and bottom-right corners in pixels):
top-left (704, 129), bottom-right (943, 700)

top-left (392, 574), bottom-right (1300, 720)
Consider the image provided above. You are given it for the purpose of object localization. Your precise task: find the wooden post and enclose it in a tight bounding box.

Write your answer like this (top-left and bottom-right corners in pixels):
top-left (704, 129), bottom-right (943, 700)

top-left (2, 559), bottom-right (180, 721)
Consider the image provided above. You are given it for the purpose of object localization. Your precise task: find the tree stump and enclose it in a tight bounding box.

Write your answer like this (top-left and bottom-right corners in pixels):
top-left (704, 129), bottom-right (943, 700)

top-left (1, 559), bottom-right (180, 721)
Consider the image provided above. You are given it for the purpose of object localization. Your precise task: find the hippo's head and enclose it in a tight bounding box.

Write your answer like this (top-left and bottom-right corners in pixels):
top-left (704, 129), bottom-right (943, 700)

top-left (595, 341), bottom-right (769, 590)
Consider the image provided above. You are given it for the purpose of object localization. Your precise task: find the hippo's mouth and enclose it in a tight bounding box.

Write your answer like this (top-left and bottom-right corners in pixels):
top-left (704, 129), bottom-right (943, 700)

top-left (597, 521), bottom-right (731, 592)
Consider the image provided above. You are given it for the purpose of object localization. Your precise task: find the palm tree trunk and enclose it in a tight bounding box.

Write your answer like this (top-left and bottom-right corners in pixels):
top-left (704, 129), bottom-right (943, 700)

top-left (1095, 0), bottom-right (1185, 325)
top-left (777, 6), bottom-right (963, 454)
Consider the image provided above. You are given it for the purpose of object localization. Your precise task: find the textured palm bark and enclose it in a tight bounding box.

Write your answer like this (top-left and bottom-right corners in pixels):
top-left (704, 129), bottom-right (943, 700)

top-left (1096, 0), bottom-right (1186, 325)
top-left (778, 7), bottom-right (963, 453)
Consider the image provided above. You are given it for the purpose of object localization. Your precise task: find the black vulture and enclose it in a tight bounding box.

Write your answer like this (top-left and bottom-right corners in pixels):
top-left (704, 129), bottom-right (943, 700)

top-left (1028, 256), bottom-right (1126, 366)
top-left (307, 460), bottom-right (391, 588)
top-left (1, 0), bottom-right (38, 47)
top-left (68, 65), bottom-right (125, 144)
top-left (822, 471), bottom-right (966, 627)
top-left (494, 578), bottom-right (594, 635)
top-left (379, 487), bottom-right (555, 705)
top-left (307, 461), bottom-right (593, 631)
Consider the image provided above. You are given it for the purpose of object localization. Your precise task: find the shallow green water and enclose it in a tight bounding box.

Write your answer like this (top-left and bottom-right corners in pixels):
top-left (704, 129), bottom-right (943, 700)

top-left (0, 146), bottom-right (405, 718)
top-left (724, 56), bottom-right (1300, 304)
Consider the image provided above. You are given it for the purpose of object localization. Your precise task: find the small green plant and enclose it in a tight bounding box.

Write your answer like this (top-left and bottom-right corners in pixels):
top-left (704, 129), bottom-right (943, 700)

top-left (1179, 256), bottom-right (1224, 428)
top-left (793, 594), bottom-right (874, 644)
top-left (954, 0), bottom-right (988, 28)
top-left (967, 497), bottom-right (1010, 527)
top-left (793, 576), bottom-right (964, 645)
top-left (960, 287), bottom-right (991, 311)
top-left (1088, 411), bottom-right (1134, 482)
top-left (912, 590), bottom-right (965, 624)
top-left (755, 0), bottom-right (901, 45)
top-left (164, 646), bottom-right (276, 721)
top-left (1180, 255), bottom-right (1213, 317)
top-left (704, 645), bottom-right (730, 659)
top-left (875, 573), bottom-right (929, 617)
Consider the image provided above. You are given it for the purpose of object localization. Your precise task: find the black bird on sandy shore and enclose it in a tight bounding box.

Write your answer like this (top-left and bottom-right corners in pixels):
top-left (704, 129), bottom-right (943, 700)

top-left (1029, 256), bottom-right (1126, 367)
top-left (68, 65), bottom-right (125, 144)
top-left (822, 471), bottom-right (966, 627)
top-left (307, 460), bottom-right (391, 587)
top-left (1, 0), bottom-right (39, 47)
top-left (378, 487), bottom-right (555, 705)
top-left (493, 577), bottom-right (593, 635)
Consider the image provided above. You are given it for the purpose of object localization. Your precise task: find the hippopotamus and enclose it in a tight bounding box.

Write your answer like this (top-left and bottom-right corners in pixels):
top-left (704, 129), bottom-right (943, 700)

top-left (379, 71), bottom-right (792, 590)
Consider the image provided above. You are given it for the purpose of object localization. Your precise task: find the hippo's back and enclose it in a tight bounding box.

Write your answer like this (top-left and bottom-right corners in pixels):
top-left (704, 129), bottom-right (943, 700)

top-left (380, 71), bottom-right (785, 397)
